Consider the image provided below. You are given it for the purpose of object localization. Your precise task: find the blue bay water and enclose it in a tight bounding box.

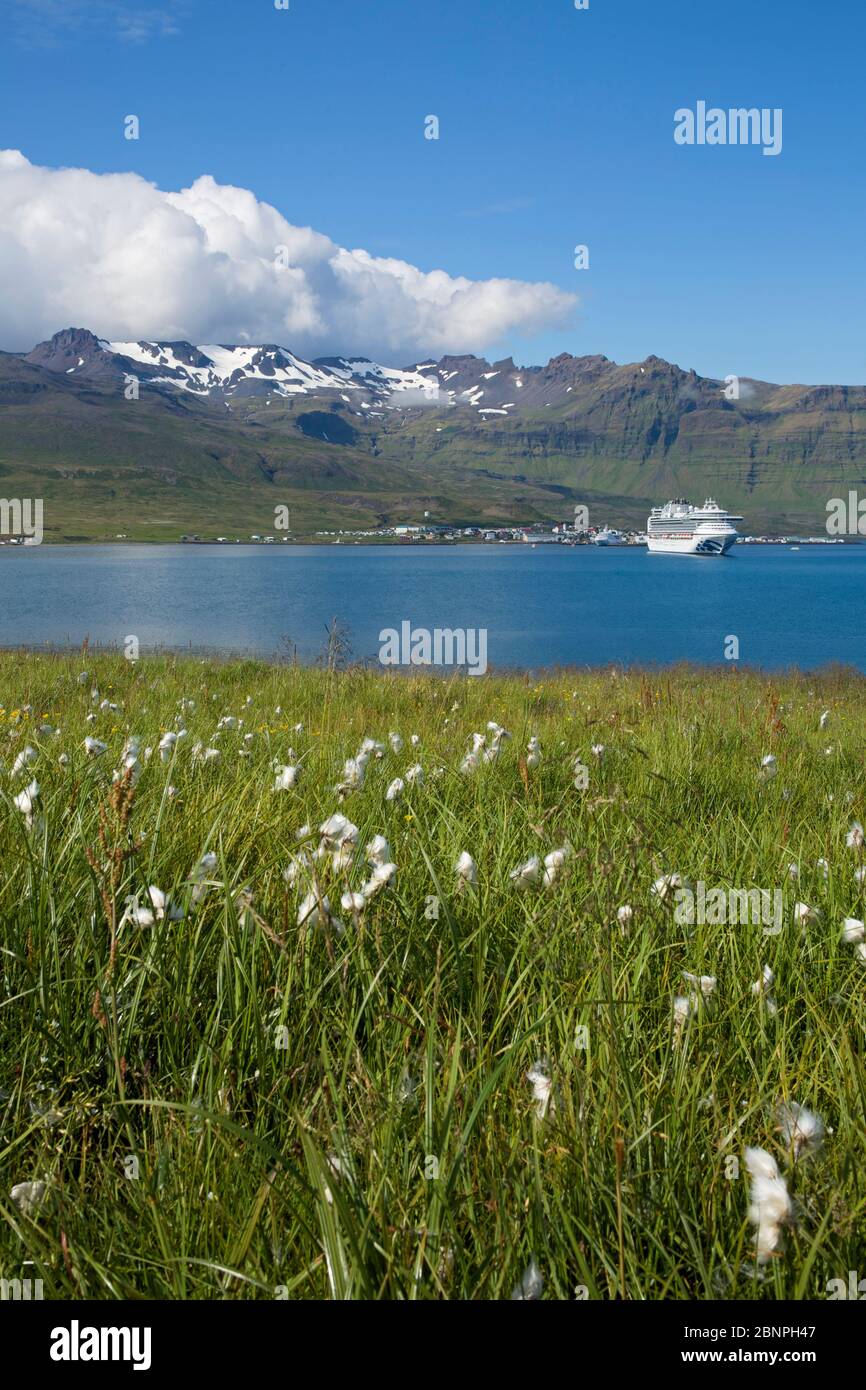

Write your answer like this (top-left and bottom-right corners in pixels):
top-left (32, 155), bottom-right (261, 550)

top-left (0, 543), bottom-right (861, 671)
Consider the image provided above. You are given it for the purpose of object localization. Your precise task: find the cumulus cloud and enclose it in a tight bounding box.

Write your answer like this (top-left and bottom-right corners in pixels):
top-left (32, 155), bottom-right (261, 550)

top-left (0, 151), bottom-right (576, 362)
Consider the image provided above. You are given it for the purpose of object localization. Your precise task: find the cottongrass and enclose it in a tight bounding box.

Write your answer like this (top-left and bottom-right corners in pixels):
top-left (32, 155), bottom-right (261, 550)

top-left (1, 654), bottom-right (864, 1301)
top-left (751, 964), bottom-right (778, 1017)
top-left (744, 1147), bottom-right (792, 1266)
top-left (775, 1103), bottom-right (825, 1161)
top-left (652, 872), bottom-right (684, 904)
top-left (511, 1256), bottom-right (544, 1301)
top-left (455, 851), bottom-right (477, 889)
top-left (526, 1060), bottom-right (554, 1120)
top-left (10, 1180), bottom-right (47, 1216)
top-left (510, 856), bottom-right (541, 890)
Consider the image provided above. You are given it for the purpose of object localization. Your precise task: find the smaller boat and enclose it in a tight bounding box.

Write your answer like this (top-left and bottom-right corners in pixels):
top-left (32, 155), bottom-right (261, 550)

top-left (592, 527), bottom-right (624, 547)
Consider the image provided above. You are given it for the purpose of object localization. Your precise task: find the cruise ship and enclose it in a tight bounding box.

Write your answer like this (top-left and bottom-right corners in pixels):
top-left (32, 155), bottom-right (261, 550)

top-left (646, 498), bottom-right (743, 555)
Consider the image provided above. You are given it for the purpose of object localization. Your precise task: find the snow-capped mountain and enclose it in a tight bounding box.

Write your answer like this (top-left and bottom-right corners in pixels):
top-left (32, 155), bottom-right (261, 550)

top-left (23, 328), bottom-right (443, 405)
top-left (19, 327), bottom-right (784, 424)
top-left (23, 328), bottom-right (672, 418)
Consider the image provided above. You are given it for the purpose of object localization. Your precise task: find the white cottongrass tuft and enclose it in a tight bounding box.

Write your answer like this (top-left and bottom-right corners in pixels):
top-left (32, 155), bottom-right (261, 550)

top-left (337, 753), bottom-right (369, 792)
top-left (682, 971), bottom-right (717, 998)
top-left (510, 856), bottom-right (541, 890)
top-left (820, 709), bottom-right (831, 730)
top-left (483, 732), bottom-right (507, 764)
top-left (84, 736), bottom-right (108, 758)
top-left (385, 777), bottom-right (405, 802)
top-left (190, 852), bottom-right (219, 906)
top-left (158, 731), bottom-right (179, 762)
top-left (360, 861), bottom-right (397, 901)
top-left (297, 891), bottom-right (343, 934)
top-left (775, 1102), bottom-right (825, 1160)
top-left (846, 822), bottom-right (864, 849)
top-left (744, 1146), bottom-right (792, 1266)
top-left (388, 732), bottom-right (403, 753)
top-left (526, 1060), bottom-right (554, 1120)
top-left (672, 993), bottom-right (696, 1047)
top-left (11, 745), bottom-right (37, 777)
top-left (542, 845), bottom-right (571, 889)
top-left (10, 1179), bottom-right (46, 1216)
top-left (147, 886), bottom-right (185, 922)
top-left (319, 813), bottom-right (358, 852)
top-left (13, 780), bottom-right (40, 830)
top-left (273, 764), bottom-right (300, 791)
top-left (525, 735), bottom-right (542, 770)
top-left (340, 890), bottom-right (366, 916)
top-left (652, 872), bottom-right (684, 904)
top-left (794, 901), bottom-right (820, 928)
top-left (616, 904), bottom-right (633, 931)
top-left (358, 738), bottom-right (385, 759)
top-left (511, 1255), bottom-right (544, 1301)
top-left (283, 851), bottom-right (312, 887)
top-left (841, 917), bottom-right (865, 944)
top-left (365, 834), bottom-right (391, 867)
top-left (191, 742), bottom-right (220, 765)
top-left (751, 964), bottom-right (778, 1016)
top-left (455, 851), bottom-right (477, 889)
top-left (460, 735), bottom-right (485, 775)
top-left (759, 754), bottom-right (777, 781)
top-left (122, 897), bottom-right (157, 927)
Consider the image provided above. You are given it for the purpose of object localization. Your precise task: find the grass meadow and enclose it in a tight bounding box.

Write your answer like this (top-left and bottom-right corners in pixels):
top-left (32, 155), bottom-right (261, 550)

top-left (0, 651), bottom-right (864, 1300)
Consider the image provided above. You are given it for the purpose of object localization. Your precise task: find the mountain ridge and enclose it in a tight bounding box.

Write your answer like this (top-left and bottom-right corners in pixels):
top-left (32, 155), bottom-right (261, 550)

top-left (1, 328), bottom-right (864, 541)
top-left (21, 326), bottom-right (787, 403)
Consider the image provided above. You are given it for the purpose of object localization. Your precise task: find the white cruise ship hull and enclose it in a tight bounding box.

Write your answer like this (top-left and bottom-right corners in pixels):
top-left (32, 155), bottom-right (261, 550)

top-left (647, 528), bottom-right (738, 556)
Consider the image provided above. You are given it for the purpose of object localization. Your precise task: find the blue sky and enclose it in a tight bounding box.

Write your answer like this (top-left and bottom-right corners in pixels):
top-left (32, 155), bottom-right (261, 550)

top-left (1, 0), bottom-right (864, 382)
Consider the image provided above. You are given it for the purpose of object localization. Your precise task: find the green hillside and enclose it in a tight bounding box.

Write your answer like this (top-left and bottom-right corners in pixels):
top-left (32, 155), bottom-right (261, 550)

top-left (1, 346), bottom-right (865, 540)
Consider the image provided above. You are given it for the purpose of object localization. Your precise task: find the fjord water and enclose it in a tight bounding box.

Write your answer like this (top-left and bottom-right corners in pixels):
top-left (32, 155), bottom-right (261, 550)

top-left (0, 543), bottom-right (862, 671)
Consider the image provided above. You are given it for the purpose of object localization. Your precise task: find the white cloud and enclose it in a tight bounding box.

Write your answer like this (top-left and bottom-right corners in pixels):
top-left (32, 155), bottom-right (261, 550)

top-left (10, 1), bottom-right (184, 46)
top-left (0, 151), bottom-right (576, 362)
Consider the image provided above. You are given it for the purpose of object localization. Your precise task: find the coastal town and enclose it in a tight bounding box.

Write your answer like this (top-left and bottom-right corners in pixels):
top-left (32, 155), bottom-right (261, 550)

top-left (173, 521), bottom-right (850, 547)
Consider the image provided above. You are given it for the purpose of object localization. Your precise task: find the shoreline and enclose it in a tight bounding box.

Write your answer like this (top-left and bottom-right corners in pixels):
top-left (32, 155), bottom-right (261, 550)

top-left (0, 536), bottom-right (858, 550)
top-left (1, 645), bottom-right (864, 681)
